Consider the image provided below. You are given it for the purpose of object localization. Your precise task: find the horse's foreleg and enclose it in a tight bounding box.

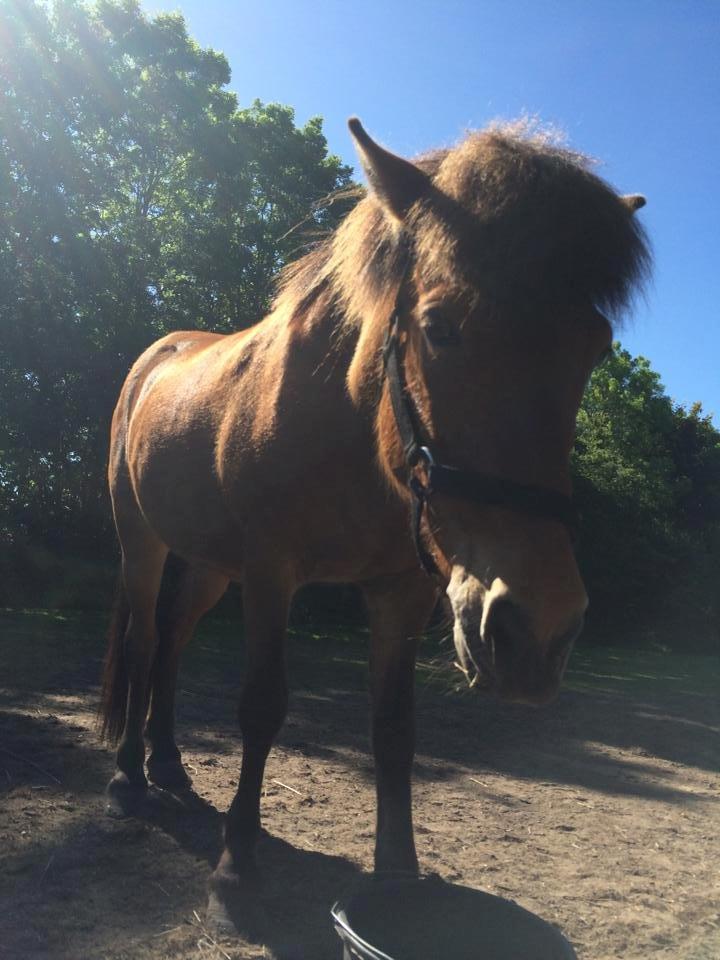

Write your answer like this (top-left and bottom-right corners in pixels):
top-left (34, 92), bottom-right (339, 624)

top-left (363, 570), bottom-right (438, 877)
top-left (146, 563), bottom-right (229, 789)
top-left (108, 541), bottom-right (168, 809)
top-left (207, 571), bottom-right (292, 934)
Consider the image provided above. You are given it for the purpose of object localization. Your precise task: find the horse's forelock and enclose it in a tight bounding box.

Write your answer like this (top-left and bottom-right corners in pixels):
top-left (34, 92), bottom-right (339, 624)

top-left (412, 126), bottom-right (651, 320)
top-left (274, 122), bottom-right (650, 335)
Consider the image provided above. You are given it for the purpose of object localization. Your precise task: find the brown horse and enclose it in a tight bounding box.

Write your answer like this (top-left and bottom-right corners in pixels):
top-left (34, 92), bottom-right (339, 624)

top-left (100, 118), bottom-right (649, 931)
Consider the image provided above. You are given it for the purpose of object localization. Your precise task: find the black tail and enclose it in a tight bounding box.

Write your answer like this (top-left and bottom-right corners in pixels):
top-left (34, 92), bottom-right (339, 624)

top-left (98, 570), bottom-right (131, 744)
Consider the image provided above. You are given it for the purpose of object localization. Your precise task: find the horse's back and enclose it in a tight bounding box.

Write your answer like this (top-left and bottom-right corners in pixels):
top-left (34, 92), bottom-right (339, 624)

top-left (119, 329), bottom-right (231, 417)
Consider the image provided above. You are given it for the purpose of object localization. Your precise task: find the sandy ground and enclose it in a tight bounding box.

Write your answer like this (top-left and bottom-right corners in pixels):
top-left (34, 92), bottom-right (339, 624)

top-left (1, 610), bottom-right (718, 959)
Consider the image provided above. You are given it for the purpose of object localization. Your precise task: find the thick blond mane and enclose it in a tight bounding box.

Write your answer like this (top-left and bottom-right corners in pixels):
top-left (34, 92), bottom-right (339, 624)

top-left (274, 121), bottom-right (650, 336)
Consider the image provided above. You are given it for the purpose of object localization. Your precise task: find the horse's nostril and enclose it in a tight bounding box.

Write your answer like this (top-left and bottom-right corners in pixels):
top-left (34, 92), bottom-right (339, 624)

top-left (482, 598), bottom-right (533, 670)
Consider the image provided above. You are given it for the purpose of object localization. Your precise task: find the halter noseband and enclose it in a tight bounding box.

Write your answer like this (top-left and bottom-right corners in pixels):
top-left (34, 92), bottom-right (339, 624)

top-left (382, 305), bottom-right (579, 579)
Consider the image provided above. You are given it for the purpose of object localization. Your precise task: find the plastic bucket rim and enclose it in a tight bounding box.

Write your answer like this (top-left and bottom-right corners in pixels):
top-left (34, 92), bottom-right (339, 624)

top-left (331, 901), bottom-right (396, 960)
top-left (331, 878), bottom-right (577, 960)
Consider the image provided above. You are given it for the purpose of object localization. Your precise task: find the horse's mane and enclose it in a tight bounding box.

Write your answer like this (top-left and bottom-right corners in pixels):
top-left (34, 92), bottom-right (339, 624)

top-left (274, 120), bottom-right (651, 333)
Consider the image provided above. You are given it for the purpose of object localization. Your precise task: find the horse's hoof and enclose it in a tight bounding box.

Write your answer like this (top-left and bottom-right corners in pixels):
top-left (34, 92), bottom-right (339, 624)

top-left (207, 862), bottom-right (266, 940)
top-left (206, 891), bottom-right (240, 937)
top-left (147, 757), bottom-right (192, 790)
top-left (106, 770), bottom-right (148, 818)
top-left (206, 888), bottom-right (268, 941)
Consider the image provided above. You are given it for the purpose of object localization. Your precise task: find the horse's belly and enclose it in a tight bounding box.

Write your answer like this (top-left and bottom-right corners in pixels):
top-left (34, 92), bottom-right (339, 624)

top-left (136, 476), bottom-right (247, 578)
top-left (252, 478), bottom-right (416, 584)
top-left (134, 465), bottom-right (410, 583)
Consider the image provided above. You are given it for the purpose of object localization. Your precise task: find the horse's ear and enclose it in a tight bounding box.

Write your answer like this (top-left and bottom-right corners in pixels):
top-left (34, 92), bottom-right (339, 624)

top-left (621, 194), bottom-right (646, 213)
top-left (348, 117), bottom-right (431, 220)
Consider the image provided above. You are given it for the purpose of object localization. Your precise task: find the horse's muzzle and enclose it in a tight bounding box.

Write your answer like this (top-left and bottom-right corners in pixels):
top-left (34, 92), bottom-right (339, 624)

top-left (477, 598), bottom-right (582, 705)
top-left (451, 590), bottom-right (583, 705)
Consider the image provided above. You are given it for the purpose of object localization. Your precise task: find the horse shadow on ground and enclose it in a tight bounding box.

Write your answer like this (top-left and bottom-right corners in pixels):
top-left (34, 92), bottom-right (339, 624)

top-left (411, 682), bottom-right (719, 803)
top-left (1, 710), bottom-right (362, 959)
top-left (108, 784), bottom-right (365, 960)
top-left (173, 675), bottom-right (718, 809)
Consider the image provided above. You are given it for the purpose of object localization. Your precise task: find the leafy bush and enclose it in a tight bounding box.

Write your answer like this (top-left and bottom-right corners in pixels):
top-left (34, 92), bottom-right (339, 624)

top-left (573, 346), bottom-right (720, 651)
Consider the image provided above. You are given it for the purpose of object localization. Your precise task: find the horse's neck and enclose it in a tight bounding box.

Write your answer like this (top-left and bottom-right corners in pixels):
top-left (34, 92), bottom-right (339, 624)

top-left (254, 303), bottom-right (382, 410)
top-left (225, 306), bottom-right (359, 434)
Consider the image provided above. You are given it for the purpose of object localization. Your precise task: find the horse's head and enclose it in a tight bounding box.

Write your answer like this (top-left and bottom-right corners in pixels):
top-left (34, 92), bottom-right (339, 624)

top-left (347, 118), bottom-right (650, 705)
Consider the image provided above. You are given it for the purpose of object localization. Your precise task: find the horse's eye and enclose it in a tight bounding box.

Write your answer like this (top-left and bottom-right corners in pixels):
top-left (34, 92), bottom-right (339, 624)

top-left (421, 309), bottom-right (460, 348)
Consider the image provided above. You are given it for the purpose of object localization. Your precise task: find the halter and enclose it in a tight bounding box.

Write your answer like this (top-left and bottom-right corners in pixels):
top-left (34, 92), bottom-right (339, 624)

top-left (382, 301), bottom-right (579, 579)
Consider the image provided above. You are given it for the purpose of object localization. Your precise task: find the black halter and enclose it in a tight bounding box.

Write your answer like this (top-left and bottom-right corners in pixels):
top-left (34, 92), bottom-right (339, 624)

top-left (382, 311), bottom-right (579, 579)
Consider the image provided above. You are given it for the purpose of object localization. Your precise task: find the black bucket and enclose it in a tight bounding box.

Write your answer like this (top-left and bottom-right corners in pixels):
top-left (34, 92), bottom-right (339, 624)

top-left (332, 876), bottom-right (577, 960)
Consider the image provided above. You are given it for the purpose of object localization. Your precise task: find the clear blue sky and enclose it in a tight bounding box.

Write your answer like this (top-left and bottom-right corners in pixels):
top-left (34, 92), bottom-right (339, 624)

top-left (145, 0), bottom-right (720, 421)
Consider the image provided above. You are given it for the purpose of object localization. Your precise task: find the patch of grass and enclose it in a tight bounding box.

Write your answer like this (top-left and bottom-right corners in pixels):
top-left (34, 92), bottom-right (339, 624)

top-left (1, 608), bottom-right (716, 706)
top-left (0, 608), bottom-right (107, 695)
top-left (188, 619), bottom-right (372, 693)
top-left (564, 643), bottom-right (720, 699)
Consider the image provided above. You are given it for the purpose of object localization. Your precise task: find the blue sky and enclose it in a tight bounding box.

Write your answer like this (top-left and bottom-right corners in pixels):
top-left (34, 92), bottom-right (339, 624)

top-left (145, 0), bottom-right (720, 421)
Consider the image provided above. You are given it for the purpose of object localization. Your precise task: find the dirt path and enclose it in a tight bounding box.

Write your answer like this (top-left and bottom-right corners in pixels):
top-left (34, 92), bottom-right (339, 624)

top-left (1, 610), bottom-right (718, 959)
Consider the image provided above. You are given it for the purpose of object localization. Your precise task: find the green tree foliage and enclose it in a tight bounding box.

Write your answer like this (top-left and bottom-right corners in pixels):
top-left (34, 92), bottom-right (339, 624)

top-left (574, 348), bottom-right (676, 512)
top-left (0, 0), bottom-right (352, 557)
top-left (573, 346), bottom-right (720, 648)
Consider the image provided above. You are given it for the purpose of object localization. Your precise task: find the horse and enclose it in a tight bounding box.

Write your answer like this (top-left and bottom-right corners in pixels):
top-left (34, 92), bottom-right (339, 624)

top-left (99, 117), bottom-right (649, 931)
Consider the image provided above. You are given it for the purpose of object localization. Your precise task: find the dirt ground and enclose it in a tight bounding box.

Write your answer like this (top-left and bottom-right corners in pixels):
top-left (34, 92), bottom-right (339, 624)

top-left (1, 609), bottom-right (718, 960)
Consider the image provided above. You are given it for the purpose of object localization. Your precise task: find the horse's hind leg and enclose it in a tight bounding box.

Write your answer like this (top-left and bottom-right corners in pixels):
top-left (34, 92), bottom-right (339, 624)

top-left (207, 568), bottom-right (293, 934)
top-left (107, 527), bottom-right (168, 810)
top-left (145, 560), bottom-right (229, 789)
top-left (363, 569), bottom-right (438, 876)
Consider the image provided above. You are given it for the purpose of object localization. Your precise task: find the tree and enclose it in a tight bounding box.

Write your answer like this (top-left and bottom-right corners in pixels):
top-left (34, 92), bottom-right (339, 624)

top-left (573, 345), bottom-right (720, 648)
top-left (0, 0), bottom-right (352, 563)
top-left (669, 402), bottom-right (720, 533)
top-left (574, 346), bottom-right (676, 511)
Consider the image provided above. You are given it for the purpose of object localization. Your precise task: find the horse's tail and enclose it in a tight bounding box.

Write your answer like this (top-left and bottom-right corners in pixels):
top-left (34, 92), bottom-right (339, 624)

top-left (98, 554), bottom-right (189, 744)
top-left (98, 570), bottom-right (131, 744)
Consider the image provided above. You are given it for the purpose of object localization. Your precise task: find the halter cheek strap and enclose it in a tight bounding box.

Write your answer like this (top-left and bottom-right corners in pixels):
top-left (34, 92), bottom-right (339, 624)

top-left (381, 312), bottom-right (580, 579)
